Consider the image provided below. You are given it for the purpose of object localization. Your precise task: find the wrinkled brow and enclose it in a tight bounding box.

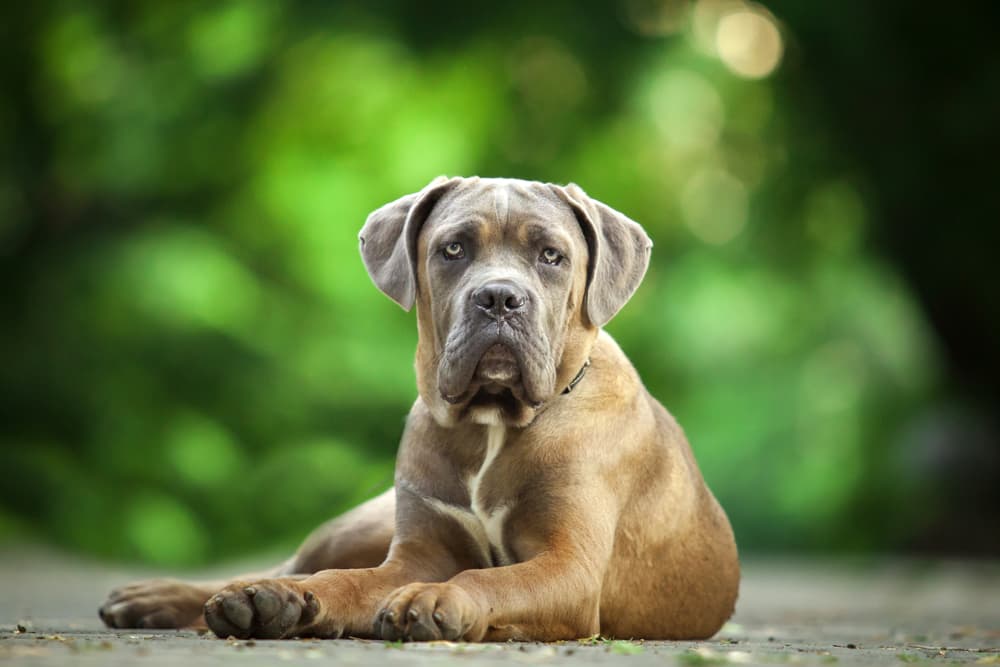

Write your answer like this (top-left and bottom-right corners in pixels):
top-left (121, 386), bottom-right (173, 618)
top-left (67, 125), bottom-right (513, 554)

top-left (514, 218), bottom-right (577, 250)
top-left (427, 215), bottom-right (577, 250)
top-left (425, 217), bottom-right (491, 244)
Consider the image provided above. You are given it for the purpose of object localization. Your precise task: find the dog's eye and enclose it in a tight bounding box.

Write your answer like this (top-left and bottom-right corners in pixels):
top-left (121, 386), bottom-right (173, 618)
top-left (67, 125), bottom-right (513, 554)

top-left (539, 248), bottom-right (563, 265)
top-left (442, 242), bottom-right (465, 260)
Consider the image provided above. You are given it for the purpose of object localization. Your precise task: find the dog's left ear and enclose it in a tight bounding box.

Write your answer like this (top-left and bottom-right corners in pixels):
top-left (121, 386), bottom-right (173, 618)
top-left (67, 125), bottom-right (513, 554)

top-left (359, 176), bottom-right (459, 311)
top-left (551, 183), bottom-right (653, 328)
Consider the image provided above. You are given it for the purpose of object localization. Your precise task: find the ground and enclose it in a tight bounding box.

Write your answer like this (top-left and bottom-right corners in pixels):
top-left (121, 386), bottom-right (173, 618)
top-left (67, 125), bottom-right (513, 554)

top-left (1, 548), bottom-right (997, 666)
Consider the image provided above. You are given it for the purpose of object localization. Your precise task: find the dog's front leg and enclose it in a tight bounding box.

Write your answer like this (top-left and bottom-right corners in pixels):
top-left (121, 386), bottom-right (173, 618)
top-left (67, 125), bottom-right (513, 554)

top-left (376, 517), bottom-right (615, 642)
top-left (203, 540), bottom-right (460, 639)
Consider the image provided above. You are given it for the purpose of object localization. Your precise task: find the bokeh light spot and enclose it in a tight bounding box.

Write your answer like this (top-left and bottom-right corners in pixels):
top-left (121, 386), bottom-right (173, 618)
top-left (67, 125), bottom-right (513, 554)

top-left (691, 0), bottom-right (744, 54)
top-left (648, 69), bottom-right (724, 151)
top-left (715, 5), bottom-right (783, 79)
top-left (681, 169), bottom-right (748, 244)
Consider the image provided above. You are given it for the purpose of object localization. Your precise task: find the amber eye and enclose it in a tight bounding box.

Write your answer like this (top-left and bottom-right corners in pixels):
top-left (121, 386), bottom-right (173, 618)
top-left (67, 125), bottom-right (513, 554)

top-left (540, 247), bottom-right (563, 265)
top-left (443, 242), bottom-right (465, 260)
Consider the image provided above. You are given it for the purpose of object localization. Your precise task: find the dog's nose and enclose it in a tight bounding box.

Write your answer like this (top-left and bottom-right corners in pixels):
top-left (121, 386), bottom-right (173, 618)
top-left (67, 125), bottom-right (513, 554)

top-left (472, 282), bottom-right (527, 318)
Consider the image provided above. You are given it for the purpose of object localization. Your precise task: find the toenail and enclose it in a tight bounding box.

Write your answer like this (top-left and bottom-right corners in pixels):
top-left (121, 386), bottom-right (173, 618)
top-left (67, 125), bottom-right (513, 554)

top-left (408, 608), bottom-right (419, 621)
top-left (243, 586), bottom-right (256, 596)
top-left (433, 611), bottom-right (443, 623)
top-left (386, 611), bottom-right (396, 623)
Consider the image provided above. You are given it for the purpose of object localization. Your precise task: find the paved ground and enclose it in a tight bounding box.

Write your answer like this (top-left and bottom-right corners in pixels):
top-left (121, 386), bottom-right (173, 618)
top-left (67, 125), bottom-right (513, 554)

top-left (1, 547), bottom-right (998, 666)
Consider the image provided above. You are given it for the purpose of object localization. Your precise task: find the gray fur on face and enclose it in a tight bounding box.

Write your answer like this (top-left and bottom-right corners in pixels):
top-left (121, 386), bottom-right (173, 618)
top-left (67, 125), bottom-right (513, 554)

top-left (359, 176), bottom-right (652, 420)
top-left (435, 293), bottom-right (557, 408)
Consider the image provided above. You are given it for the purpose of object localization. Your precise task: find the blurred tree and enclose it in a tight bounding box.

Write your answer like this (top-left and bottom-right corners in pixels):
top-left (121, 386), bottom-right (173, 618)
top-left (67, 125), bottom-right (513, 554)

top-left (769, 0), bottom-right (1000, 553)
top-left (0, 0), bottom-right (996, 564)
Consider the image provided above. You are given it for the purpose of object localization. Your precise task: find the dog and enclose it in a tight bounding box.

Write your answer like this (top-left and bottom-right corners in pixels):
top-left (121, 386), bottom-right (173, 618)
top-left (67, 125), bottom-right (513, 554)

top-left (99, 176), bottom-right (739, 641)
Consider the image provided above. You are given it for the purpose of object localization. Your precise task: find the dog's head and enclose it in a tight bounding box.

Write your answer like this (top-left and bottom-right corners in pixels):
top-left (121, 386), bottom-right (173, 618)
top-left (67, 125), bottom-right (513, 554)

top-left (359, 176), bottom-right (651, 427)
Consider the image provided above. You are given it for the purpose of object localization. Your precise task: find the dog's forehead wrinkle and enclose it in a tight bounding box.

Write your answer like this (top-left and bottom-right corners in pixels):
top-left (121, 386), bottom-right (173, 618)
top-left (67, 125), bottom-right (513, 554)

top-left (426, 218), bottom-right (487, 246)
top-left (493, 184), bottom-right (510, 226)
top-left (513, 219), bottom-right (577, 249)
top-left (439, 178), bottom-right (565, 225)
top-left (428, 217), bottom-right (577, 259)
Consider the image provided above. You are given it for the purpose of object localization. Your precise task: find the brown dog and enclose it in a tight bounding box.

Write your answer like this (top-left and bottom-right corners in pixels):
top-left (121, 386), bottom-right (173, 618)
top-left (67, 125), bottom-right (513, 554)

top-left (99, 177), bottom-right (739, 641)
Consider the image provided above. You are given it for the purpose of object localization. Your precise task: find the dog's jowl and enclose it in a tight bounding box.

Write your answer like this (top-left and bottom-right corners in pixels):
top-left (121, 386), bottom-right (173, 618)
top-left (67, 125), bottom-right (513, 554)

top-left (100, 177), bottom-right (739, 641)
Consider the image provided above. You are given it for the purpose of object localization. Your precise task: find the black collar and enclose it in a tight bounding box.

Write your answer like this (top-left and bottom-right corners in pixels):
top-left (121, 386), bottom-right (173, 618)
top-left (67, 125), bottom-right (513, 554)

top-left (561, 359), bottom-right (591, 395)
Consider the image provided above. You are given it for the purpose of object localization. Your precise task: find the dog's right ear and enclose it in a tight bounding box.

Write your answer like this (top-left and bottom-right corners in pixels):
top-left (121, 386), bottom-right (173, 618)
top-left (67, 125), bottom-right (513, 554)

top-left (550, 183), bottom-right (652, 328)
top-left (359, 176), bottom-right (459, 311)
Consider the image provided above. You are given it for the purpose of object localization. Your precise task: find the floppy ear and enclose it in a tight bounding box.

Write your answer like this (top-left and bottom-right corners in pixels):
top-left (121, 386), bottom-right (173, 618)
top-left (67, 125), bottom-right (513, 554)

top-left (551, 183), bottom-right (653, 327)
top-left (358, 176), bottom-right (459, 310)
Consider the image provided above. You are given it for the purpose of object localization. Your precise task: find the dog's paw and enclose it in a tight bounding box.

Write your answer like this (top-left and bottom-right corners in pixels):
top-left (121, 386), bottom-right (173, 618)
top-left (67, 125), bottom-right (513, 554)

top-left (99, 579), bottom-right (208, 629)
top-left (374, 583), bottom-right (484, 641)
top-left (203, 579), bottom-right (322, 639)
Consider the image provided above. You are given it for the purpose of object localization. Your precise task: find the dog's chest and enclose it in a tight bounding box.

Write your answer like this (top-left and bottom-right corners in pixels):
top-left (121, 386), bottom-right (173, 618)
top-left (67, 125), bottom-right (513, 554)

top-left (428, 424), bottom-right (513, 567)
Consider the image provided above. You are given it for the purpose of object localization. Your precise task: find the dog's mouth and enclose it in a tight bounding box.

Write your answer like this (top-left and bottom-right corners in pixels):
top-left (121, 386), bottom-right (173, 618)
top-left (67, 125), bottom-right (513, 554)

top-left (465, 346), bottom-right (539, 425)
top-left (467, 385), bottom-right (522, 417)
top-left (440, 343), bottom-right (540, 421)
top-left (464, 344), bottom-right (529, 414)
top-left (436, 312), bottom-right (558, 427)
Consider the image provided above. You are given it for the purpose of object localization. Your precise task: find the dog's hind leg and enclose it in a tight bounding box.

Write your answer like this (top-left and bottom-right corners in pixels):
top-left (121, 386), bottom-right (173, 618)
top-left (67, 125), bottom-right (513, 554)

top-left (278, 487), bottom-right (395, 575)
top-left (99, 488), bottom-right (396, 629)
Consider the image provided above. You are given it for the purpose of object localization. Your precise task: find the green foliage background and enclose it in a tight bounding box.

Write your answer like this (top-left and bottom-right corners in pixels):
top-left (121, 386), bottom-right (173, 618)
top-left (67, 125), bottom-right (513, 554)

top-left (1, 1), bottom-right (975, 566)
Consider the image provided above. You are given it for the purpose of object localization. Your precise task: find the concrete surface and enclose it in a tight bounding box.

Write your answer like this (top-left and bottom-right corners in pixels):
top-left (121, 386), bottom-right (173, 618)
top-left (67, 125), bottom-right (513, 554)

top-left (1, 547), bottom-right (998, 666)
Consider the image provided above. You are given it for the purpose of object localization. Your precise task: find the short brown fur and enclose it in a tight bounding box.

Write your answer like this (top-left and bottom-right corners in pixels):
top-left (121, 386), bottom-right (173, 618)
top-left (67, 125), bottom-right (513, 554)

top-left (99, 177), bottom-right (738, 641)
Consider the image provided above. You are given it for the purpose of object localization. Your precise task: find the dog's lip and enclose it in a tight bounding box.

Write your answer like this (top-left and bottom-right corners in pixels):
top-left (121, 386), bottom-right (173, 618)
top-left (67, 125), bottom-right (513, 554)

top-left (441, 344), bottom-right (520, 404)
top-left (441, 386), bottom-right (543, 411)
top-left (441, 381), bottom-right (543, 411)
top-left (438, 327), bottom-right (550, 410)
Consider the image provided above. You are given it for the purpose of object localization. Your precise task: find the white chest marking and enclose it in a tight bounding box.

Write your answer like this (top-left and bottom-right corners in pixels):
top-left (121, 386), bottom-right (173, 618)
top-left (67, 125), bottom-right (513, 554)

top-left (426, 424), bottom-right (513, 566)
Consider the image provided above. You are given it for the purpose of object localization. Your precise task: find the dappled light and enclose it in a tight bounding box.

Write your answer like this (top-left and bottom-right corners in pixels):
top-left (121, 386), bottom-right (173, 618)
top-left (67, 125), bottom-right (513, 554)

top-left (716, 5), bottom-right (783, 79)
